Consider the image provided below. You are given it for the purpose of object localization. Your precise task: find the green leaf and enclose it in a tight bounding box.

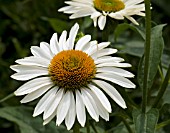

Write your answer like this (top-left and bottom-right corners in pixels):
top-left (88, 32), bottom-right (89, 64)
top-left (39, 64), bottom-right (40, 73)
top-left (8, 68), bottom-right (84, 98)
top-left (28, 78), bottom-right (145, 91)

top-left (122, 40), bottom-right (144, 57)
top-left (48, 18), bottom-right (71, 33)
top-left (0, 106), bottom-right (69, 133)
top-left (133, 109), bottom-right (159, 133)
top-left (114, 23), bottom-right (145, 42)
top-left (162, 49), bottom-right (170, 68)
top-left (137, 24), bottom-right (165, 89)
top-left (81, 17), bottom-right (93, 30)
top-left (106, 121), bottom-right (134, 133)
top-left (162, 85), bottom-right (170, 104)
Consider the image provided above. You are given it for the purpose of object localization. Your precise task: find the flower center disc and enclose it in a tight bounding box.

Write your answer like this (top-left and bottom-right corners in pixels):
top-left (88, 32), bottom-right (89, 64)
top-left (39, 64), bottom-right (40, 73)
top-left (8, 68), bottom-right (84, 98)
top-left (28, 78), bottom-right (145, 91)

top-left (49, 50), bottom-right (96, 90)
top-left (94, 0), bottom-right (125, 12)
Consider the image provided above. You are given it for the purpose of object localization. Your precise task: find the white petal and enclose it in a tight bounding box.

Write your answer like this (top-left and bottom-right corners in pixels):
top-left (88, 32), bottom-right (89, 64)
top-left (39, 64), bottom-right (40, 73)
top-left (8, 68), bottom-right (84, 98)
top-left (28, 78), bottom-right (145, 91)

top-left (61, 6), bottom-right (78, 14)
top-left (98, 15), bottom-right (106, 30)
top-left (93, 80), bottom-right (127, 109)
top-left (87, 42), bottom-right (110, 55)
top-left (65, 39), bottom-right (70, 50)
top-left (91, 11), bottom-right (101, 19)
top-left (96, 62), bottom-right (132, 68)
top-left (31, 46), bottom-right (48, 59)
top-left (91, 12), bottom-right (101, 27)
top-left (125, 0), bottom-right (144, 6)
top-left (88, 84), bottom-right (111, 113)
top-left (85, 89), bottom-right (109, 121)
top-left (91, 48), bottom-right (117, 59)
top-left (56, 91), bottom-right (71, 126)
top-left (43, 88), bottom-right (64, 120)
top-left (75, 35), bottom-right (91, 50)
top-left (10, 65), bottom-right (48, 73)
top-left (50, 33), bottom-right (60, 54)
top-left (108, 12), bottom-right (124, 20)
top-left (83, 40), bottom-right (98, 53)
top-left (81, 89), bottom-right (99, 122)
top-left (20, 84), bottom-right (53, 103)
top-left (65, 1), bottom-right (91, 7)
top-left (92, 17), bottom-right (97, 27)
top-left (68, 23), bottom-right (79, 49)
top-left (76, 90), bottom-right (86, 127)
top-left (137, 12), bottom-right (145, 16)
top-left (94, 56), bottom-right (124, 64)
top-left (11, 69), bottom-right (48, 81)
top-left (70, 8), bottom-right (94, 19)
top-left (43, 110), bottom-right (56, 125)
top-left (97, 67), bottom-right (135, 78)
top-left (65, 92), bottom-right (76, 130)
top-left (40, 42), bottom-right (54, 59)
top-left (14, 77), bottom-right (53, 96)
top-left (16, 56), bottom-right (50, 68)
top-left (125, 16), bottom-right (139, 25)
top-left (58, 6), bottom-right (74, 12)
top-left (96, 73), bottom-right (136, 88)
top-left (59, 30), bottom-right (67, 51)
top-left (72, 0), bottom-right (93, 4)
top-left (33, 88), bottom-right (58, 117)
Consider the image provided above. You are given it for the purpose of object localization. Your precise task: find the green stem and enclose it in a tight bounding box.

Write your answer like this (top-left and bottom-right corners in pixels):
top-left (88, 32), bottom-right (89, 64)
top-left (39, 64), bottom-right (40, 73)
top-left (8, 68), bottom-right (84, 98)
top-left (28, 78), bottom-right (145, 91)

top-left (153, 65), bottom-right (170, 108)
top-left (158, 64), bottom-right (164, 81)
top-left (0, 93), bottom-right (15, 103)
top-left (86, 116), bottom-right (90, 133)
top-left (142, 0), bottom-right (151, 113)
top-left (156, 119), bottom-right (170, 129)
top-left (122, 118), bottom-right (134, 133)
top-left (89, 121), bottom-right (99, 133)
top-left (73, 121), bottom-right (80, 133)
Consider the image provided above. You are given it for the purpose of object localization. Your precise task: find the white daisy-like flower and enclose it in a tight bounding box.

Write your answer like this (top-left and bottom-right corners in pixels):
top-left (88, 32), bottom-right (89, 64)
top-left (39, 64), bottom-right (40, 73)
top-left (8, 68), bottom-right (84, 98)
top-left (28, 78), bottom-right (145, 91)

top-left (10, 23), bottom-right (135, 130)
top-left (58, 0), bottom-right (145, 30)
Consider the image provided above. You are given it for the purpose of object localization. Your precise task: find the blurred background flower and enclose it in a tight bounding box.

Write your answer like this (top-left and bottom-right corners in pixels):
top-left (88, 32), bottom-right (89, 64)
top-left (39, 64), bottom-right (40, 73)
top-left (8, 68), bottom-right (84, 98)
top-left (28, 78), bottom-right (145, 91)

top-left (59, 0), bottom-right (145, 30)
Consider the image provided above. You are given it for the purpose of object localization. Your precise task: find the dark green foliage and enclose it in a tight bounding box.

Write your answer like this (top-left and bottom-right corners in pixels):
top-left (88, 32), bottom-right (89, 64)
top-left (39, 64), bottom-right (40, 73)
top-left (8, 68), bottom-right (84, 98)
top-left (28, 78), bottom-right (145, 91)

top-left (133, 109), bottom-right (159, 133)
top-left (0, 106), bottom-right (69, 133)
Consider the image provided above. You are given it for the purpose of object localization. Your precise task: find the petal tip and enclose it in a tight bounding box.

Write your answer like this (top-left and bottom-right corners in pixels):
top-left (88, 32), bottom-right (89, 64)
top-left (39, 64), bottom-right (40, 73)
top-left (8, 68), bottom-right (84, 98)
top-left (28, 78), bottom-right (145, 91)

top-left (121, 103), bottom-right (127, 109)
top-left (43, 122), bottom-right (46, 126)
top-left (66, 126), bottom-right (72, 130)
top-left (32, 113), bottom-right (37, 117)
top-left (14, 91), bottom-right (20, 96)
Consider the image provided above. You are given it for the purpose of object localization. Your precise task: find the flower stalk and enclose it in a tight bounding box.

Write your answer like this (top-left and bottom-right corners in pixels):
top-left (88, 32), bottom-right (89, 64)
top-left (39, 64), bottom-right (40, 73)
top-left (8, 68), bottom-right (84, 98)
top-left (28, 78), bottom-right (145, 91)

top-left (122, 118), bottom-right (133, 133)
top-left (0, 93), bottom-right (15, 103)
top-left (153, 65), bottom-right (170, 108)
top-left (142, 0), bottom-right (151, 113)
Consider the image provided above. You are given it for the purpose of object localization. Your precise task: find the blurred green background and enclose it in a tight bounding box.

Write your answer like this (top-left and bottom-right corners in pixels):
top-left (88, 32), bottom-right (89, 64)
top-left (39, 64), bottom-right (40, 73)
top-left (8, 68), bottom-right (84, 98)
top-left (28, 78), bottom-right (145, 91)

top-left (0, 0), bottom-right (170, 133)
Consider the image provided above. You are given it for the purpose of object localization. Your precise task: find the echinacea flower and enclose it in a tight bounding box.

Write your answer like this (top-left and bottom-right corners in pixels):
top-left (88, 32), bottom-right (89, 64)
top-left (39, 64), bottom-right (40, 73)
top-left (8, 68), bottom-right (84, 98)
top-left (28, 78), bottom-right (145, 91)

top-left (58, 0), bottom-right (145, 30)
top-left (10, 23), bottom-right (135, 130)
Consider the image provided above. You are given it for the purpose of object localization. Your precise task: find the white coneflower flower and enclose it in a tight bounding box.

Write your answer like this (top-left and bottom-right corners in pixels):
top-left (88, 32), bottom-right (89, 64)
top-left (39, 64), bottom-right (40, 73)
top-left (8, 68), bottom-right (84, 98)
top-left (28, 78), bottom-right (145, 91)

top-left (58, 0), bottom-right (145, 30)
top-left (10, 23), bottom-right (135, 130)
